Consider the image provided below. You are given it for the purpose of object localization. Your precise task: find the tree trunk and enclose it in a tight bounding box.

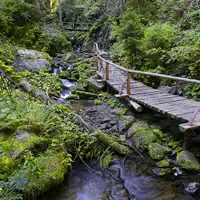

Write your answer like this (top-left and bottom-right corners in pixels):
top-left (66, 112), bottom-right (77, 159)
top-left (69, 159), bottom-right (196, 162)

top-left (58, 0), bottom-right (63, 25)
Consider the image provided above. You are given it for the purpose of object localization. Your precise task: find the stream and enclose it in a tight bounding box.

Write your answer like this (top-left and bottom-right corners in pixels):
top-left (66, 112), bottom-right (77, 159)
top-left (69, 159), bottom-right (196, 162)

top-left (40, 158), bottom-right (191, 200)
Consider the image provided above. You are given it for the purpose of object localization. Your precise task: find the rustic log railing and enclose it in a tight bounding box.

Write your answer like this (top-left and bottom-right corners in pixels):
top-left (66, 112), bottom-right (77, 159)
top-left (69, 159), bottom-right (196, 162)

top-left (94, 43), bottom-right (200, 127)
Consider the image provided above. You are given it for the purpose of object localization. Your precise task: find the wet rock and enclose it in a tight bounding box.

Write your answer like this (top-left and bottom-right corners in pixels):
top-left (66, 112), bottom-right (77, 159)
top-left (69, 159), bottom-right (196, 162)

top-left (173, 167), bottom-right (183, 177)
top-left (132, 128), bottom-right (157, 151)
top-left (15, 131), bottom-right (30, 142)
top-left (148, 143), bottom-right (171, 160)
top-left (111, 108), bottom-right (121, 115)
top-left (110, 120), bottom-right (117, 125)
top-left (176, 150), bottom-right (200, 172)
top-left (185, 182), bottom-right (200, 194)
top-left (118, 120), bottom-right (126, 132)
top-left (126, 121), bottom-right (149, 138)
top-left (13, 49), bottom-right (52, 72)
top-left (99, 123), bottom-right (108, 130)
top-left (118, 116), bottom-right (134, 132)
top-left (156, 159), bottom-right (169, 168)
top-left (152, 167), bottom-right (172, 176)
top-left (102, 117), bottom-right (110, 123)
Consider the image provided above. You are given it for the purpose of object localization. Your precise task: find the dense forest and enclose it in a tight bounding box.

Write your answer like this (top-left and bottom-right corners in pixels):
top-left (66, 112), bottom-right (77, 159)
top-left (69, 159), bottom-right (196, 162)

top-left (0, 0), bottom-right (200, 199)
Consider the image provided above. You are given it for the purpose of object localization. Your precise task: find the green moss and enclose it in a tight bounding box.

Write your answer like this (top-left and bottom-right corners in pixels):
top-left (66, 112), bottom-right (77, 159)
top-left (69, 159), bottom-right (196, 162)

top-left (94, 98), bottom-right (103, 105)
top-left (156, 159), bottom-right (169, 168)
top-left (0, 60), bottom-right (22, 81)
top-left (118, 108), bottom-right (128, 116)
top-left (68, 94), bottom-right (80, 100)
top-left (148, 143), bottom-right (171, 160)
top-left (155, 168), bottom-right (172, 176)
top-left (132, 127), bottom-right (157, 151)
top-left (102, 154), bottom-right (113, 169)
top-left (76, 90), bottom-right (97, 99)
top-left (168, 141), bottom-right (180, 149)
top-left (0, 156), bottom-right (15, 179)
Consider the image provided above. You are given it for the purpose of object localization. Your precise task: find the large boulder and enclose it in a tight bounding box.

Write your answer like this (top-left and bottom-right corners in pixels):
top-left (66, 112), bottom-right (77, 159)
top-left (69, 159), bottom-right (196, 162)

top-left (176, 150), bottom-right (200, 172)
top-left (13, 49), bottom-right (53, 72)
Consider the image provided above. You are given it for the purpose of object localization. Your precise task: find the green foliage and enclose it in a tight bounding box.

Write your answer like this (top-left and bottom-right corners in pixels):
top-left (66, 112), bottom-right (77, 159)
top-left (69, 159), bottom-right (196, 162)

top-left (0, 0), bottom-right (43, 47)
top-left (140, 23), bottom-right (180, 71)
top-left (34, 25), bottom-right (73, 55)
top-left (21, 69), bottom-right (63, 97)
top-left (111, 9), bottom-right (143, 65)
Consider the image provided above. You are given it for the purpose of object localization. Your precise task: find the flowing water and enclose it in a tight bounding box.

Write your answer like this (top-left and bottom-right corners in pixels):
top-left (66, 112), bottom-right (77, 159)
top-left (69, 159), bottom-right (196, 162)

top-left (53, 57), bottom-right (75, 100)
top-left (40, 158), bottom-right (191, 200)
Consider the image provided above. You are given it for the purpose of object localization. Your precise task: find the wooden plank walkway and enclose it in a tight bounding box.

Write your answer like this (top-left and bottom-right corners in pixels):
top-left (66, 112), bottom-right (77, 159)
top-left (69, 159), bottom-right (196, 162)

top-left (95, 50), bottom-right (200, 128)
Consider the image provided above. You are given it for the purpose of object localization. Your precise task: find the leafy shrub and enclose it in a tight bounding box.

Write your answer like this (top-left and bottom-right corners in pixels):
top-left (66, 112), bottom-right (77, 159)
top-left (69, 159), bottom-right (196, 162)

top-left (140, 23), bottom-right (180, 72)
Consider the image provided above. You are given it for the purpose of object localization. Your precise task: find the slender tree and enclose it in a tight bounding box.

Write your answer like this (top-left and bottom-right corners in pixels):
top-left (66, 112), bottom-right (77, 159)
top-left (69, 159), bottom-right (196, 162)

top-left (58, 0), bottom-right (63, 25)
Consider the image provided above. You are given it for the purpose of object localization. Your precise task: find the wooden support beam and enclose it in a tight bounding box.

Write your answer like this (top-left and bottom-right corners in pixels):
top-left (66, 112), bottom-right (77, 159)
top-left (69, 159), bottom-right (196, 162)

top-left (115, 94), bottom-right (129, 99)
top-left (129, 100), bottom-right (143, 112)
top-left (179, 122), bottom-right (200, 133)
top-left (96, 79), bottom-right (106, 83)
top-left (106, 62), bottom-right (109, 80)
top-left (127, 72), bottom-right (131, 95)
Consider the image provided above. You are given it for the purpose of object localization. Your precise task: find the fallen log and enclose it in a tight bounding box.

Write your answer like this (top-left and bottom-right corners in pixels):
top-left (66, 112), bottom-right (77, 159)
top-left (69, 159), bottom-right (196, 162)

top-left (96, 131), bottom-right (132, 155)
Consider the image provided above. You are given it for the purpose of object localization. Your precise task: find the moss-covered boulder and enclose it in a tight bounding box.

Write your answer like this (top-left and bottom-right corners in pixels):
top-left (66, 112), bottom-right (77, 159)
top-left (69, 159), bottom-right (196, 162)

top-left (132, 128), bottom-right (157, 151)
top-left (13, 49), bottom-right (53, 72)
top-left (7, 150), bottom-right (70, 198)
top-left (0, 133), bottom-right (48, 180)
top-left (148, 143), bottom-right (171, 160)
top-left (176, 150), bottom-right (200, 172)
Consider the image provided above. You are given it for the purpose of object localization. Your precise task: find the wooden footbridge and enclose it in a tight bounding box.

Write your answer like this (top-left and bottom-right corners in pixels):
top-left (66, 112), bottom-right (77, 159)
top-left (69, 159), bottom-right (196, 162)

top-left (63, 22), bottom-right (92, 31)
top-left (95, 43), bottom-right (200, 147)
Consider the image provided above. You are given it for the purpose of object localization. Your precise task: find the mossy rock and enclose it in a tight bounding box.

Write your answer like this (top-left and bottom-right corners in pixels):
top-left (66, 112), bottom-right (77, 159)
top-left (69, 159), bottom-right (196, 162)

top-left (148, 143), bottom-right (171, 160)
top-left (176, 150), bottom-right (200, 172)
top-left (127, 121), bottom-right (148, 138)
top-left (156, 159), bottom-right (169, 168)
top-left (13, 49), bottom-right (53, 72)
top-left (152, 167), bottom-right (172, 176)
top-left (132, 128), bottom-right (157, 151)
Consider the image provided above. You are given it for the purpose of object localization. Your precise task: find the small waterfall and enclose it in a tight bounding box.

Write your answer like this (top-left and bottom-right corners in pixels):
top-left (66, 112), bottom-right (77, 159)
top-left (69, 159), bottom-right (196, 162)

top-left (52, 58), bottom-right (75, 100)
top-left (52, 68), bottom-right (58, 76)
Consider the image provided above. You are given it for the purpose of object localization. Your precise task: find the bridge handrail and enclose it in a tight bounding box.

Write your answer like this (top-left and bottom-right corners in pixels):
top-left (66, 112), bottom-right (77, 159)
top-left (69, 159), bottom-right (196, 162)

top-left (95, 43), bottom-right (200, 84)
top-left (97, 55), bottom-right (200, 84)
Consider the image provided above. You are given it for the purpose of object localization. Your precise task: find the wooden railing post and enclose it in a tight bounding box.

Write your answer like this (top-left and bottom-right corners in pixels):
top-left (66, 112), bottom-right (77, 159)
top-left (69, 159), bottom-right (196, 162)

top-left (97, 57), bottom-right (99, 71)
top-left (106, 62), bottom-right (109, 80)
top-left (127, 72), bottom-right (131, 95)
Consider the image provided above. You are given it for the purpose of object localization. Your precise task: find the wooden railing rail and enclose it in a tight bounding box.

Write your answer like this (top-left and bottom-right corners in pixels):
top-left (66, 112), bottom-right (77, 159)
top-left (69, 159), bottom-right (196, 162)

top-left (97, 55), bottom-right (200, 84)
